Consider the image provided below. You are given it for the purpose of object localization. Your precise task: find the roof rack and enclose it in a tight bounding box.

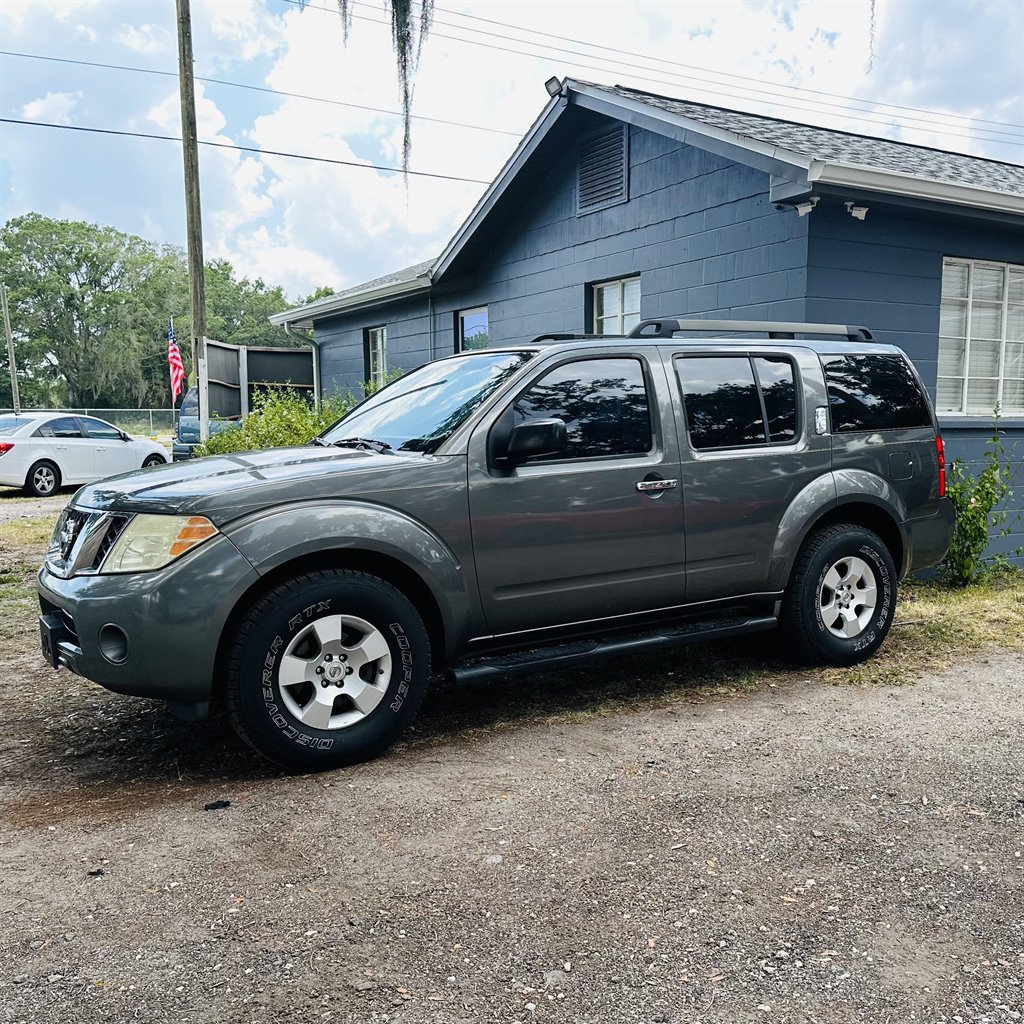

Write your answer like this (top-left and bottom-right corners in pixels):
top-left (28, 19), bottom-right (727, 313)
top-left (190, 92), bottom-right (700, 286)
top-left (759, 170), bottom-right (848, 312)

top-left (527, 333), bottom-right (608, 344)
top-left (628, 318), bottom-right (875, 342)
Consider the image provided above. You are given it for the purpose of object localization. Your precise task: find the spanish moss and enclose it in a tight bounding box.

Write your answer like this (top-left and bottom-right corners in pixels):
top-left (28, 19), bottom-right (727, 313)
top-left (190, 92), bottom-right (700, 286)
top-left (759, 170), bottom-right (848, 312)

top-left (333, 0), bottom-right (433, 175)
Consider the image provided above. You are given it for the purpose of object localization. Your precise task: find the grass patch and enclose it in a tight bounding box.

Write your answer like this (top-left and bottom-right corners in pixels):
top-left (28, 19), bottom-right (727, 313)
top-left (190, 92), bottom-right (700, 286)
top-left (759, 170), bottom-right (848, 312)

top-left (1, 517), bottom-right (56, 550)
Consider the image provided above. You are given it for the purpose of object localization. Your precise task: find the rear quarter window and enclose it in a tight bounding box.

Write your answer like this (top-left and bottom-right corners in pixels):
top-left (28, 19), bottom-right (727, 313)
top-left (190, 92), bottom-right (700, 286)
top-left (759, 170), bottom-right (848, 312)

top-left (822, 354), bottom-right (931, 432)
top-left (0, 416), bottom-right (34, 434)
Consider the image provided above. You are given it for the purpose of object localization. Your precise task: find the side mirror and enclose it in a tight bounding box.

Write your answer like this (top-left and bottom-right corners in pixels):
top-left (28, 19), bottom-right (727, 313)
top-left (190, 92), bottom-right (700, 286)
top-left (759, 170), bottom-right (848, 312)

top-left (505, 418), bottom-right (567, 463)
top-left (120, 431), bottom-right (132, 442)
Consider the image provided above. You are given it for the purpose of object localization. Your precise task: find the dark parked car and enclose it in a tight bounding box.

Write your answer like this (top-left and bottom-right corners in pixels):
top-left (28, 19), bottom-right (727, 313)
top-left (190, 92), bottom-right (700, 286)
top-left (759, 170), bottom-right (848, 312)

top-left (38, 319), bottom-right (954, 772)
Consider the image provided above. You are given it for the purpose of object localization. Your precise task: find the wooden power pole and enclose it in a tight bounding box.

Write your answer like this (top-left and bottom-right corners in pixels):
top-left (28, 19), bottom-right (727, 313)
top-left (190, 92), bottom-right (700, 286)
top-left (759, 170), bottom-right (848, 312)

top-left (175, 0), bottom-right (209, 440)
top-left (1, 284), bottom-right (20, 415)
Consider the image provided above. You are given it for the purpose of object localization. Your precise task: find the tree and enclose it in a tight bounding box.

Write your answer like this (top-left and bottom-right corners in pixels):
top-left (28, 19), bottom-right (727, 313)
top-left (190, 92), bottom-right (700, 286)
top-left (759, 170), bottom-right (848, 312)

top-left (0, 213), bottom-right (183, 408)
top-left (0, 214), bottom-right (332, 409)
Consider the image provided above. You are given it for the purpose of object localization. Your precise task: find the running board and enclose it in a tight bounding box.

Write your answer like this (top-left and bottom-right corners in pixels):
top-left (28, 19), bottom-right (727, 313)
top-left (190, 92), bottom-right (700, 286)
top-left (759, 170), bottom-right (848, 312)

top-left (448, 614), bottom-right (778, 686)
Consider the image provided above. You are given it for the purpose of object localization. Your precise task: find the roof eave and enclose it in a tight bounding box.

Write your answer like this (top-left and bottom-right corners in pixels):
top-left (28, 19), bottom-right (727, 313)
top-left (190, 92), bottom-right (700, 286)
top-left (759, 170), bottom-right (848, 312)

top-left (270, 277), bottom-right (432, 331)
top-left (810, 163), bottom-right (1024, 216)
top-left (432, 89), bottom-right (568, 283)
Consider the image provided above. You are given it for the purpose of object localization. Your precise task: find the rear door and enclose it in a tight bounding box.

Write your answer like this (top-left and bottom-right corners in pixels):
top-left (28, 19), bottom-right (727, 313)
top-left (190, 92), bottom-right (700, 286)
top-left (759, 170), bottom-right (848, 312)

top-left (468, 350), bottom-right (686, 636)
top-left (673, 349), bottom-right (831, 602)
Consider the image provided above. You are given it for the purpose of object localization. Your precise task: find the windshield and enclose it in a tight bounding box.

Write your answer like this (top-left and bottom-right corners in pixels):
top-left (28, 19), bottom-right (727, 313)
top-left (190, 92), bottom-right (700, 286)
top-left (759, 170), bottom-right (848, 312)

top-left (179, 388), bottom-right (199, 416)
top-left (321, 351), bottom-right (534, 454)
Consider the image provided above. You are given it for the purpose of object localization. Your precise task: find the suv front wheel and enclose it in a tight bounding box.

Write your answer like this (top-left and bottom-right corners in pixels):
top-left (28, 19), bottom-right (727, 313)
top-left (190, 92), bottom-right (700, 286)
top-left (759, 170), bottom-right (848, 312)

top-left (225, 569), bottom-right (431, 772)
top-left (782, 524), bottom-right (896, 666)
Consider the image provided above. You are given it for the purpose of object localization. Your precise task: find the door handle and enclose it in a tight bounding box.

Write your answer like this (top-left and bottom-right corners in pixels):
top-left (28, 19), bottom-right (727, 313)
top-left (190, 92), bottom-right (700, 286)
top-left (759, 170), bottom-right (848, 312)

top-left (635, 478), bottom-right (678, 493)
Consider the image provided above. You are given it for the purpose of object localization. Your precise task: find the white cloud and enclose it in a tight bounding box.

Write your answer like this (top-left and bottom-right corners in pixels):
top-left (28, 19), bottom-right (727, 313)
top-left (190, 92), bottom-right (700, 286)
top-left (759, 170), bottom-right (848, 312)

top-left (21, 91), bottom-right (82, 125)
top-left (116, 23), bottom-right (172, 55)
top-left (75, 23), bottom-right (97, 42)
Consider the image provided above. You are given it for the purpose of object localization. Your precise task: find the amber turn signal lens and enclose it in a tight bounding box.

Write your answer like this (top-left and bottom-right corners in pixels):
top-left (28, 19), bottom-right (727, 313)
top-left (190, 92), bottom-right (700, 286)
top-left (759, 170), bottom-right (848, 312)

top-left (169, 517), bottom-right (219, 557)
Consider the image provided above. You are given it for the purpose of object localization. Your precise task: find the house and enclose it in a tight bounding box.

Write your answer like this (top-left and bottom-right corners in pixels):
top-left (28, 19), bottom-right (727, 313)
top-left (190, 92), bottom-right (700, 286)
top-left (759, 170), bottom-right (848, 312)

top-left (271, 78), bottom-right (1024, 561)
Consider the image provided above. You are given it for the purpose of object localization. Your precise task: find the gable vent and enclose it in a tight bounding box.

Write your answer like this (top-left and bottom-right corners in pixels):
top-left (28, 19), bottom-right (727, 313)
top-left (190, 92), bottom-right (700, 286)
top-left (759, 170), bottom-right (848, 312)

top-left (577, 124), bottom-right (628, 214)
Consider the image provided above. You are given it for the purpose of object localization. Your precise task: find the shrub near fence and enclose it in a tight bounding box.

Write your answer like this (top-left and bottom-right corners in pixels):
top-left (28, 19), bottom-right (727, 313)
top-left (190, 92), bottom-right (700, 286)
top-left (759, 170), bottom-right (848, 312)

top-left (0, 409), bottom-right (177, 436)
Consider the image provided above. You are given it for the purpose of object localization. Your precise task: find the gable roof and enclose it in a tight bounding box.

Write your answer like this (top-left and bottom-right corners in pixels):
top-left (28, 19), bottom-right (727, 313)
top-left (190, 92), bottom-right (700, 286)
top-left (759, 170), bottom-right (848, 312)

top-left (269, 258), bottom-right (435, 329)
top-left (605, 85), bottom-right (1024, 198)
top-left (274, 79), bottom-right (1023, 329)
top-left (431, 78), bottom-right (1023, 282)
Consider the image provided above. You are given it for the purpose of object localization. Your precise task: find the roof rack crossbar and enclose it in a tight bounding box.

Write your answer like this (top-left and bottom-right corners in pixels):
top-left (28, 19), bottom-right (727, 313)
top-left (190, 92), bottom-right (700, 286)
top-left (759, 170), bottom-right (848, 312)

top-left (628, 318), bottom-right (875, 343)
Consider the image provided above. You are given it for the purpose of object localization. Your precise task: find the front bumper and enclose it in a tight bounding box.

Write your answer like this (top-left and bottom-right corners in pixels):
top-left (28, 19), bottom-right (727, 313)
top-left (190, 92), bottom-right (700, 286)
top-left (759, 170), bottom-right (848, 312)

top-left (37, 533), bottom-right (260, 704)
top-left (172, 439), bottom-right (196, 462)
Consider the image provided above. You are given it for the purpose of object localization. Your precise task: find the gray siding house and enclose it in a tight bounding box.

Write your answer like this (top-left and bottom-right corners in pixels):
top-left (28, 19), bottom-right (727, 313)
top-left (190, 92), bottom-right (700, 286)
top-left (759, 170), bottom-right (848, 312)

top-left (272, 79), bottom-right (1024, 561)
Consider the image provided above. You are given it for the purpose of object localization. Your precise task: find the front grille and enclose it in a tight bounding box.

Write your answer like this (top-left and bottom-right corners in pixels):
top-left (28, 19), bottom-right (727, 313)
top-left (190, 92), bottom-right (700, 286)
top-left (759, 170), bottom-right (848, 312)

top-left (91, 515), bottom-right (130, 568)
top-left (57, 508), bottom-right (89, 561)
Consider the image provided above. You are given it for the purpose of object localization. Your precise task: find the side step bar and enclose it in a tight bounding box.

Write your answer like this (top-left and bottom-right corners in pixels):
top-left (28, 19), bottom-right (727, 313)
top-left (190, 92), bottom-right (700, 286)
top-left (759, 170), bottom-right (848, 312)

top-left (448, 614), bottom-right (778, 686)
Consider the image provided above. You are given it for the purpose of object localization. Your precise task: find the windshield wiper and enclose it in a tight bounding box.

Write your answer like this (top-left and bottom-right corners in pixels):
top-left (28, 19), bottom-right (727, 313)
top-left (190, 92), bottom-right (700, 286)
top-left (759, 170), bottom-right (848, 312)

top-left (307, 437), bottom-right (327, 447)
top-left (331, 437), bottom-right (394, 454)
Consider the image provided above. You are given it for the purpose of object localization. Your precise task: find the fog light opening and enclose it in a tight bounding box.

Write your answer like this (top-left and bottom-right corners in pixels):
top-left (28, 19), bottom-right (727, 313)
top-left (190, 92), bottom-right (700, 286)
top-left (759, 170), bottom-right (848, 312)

top-left (98, 624), bottom-right (129, 665)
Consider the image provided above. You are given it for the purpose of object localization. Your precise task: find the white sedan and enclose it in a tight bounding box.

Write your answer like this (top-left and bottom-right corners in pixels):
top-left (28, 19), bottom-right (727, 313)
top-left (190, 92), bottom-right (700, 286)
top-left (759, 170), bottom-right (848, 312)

top-left (0, 412), bottom-right (169, 496)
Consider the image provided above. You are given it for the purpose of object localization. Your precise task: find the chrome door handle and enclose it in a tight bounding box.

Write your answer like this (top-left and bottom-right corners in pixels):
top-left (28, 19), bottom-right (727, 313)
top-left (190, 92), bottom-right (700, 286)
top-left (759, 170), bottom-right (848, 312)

top-left (635, 478), bottom-right (678, 493)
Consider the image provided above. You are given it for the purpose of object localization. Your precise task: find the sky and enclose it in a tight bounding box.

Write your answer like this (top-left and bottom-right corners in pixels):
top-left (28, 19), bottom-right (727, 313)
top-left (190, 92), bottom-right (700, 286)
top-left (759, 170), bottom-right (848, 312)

top-left (1, 0), bottom-right (1022, 303)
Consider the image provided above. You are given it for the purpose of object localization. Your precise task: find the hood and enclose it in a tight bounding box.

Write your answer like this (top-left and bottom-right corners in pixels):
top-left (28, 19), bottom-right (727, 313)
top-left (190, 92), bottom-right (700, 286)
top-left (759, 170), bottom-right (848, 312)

top-left (72, 445), bottom-right (438, 521)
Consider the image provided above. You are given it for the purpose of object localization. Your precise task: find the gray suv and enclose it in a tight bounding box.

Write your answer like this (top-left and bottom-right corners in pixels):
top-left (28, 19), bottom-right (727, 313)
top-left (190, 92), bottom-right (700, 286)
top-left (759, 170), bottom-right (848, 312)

top-left (37, 319), bottom-right (955, 772)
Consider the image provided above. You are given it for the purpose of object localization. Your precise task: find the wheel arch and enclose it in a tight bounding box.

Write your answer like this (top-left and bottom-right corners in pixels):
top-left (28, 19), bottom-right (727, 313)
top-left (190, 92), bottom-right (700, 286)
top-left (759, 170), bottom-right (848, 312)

top-left (212, 548), bottom-right (450, 703)
top-left (770, 499), bottom-right (907, 591)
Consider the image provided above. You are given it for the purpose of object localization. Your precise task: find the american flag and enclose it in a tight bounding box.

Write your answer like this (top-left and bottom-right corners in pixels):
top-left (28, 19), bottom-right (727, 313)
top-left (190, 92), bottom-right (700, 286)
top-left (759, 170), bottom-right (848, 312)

top-left (167, 317), bottom-right (185, 403)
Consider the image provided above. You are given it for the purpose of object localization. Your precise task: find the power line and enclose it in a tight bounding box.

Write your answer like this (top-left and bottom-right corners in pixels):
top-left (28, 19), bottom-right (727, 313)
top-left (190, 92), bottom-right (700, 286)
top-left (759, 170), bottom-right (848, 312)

top-left (429, 1), bottom-right (1023, 132)
top-left (0, 118), bottom-right (492, 183)
top-left (283, 0), bottom-right (1024, 148)
top-left (0, 50), bottom-right (521, 138)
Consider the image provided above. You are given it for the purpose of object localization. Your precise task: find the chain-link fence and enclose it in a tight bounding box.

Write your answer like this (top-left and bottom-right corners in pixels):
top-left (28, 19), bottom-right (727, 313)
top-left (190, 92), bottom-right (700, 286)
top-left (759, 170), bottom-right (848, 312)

top-left (0, 408), bottom-right (177, 436)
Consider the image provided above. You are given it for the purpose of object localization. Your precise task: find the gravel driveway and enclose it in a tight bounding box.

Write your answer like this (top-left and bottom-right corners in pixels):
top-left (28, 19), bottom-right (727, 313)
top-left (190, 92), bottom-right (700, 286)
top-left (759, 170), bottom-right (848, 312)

top-left (1, 645), bottom-right (1021, 1024)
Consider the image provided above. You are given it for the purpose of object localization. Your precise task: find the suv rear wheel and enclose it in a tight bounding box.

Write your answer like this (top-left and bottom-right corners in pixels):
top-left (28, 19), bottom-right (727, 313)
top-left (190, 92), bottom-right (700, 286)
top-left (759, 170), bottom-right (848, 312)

top-left (782, 524), bottom-right (896, 666)
top-left (225, 569), bottom-right (430, 772)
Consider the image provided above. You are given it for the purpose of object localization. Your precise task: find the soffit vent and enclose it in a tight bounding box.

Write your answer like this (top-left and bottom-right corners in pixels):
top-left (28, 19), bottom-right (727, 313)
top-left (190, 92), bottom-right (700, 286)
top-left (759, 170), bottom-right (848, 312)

top-left (577, 123), bottom-right (628, 214)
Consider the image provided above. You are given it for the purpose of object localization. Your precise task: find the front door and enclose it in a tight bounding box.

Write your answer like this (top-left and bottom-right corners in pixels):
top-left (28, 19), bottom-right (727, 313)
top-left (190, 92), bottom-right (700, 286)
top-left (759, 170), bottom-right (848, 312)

top-left (469, 353), bottom-right (686, 636)
top-left (79, 417), bottom-right (134, 478)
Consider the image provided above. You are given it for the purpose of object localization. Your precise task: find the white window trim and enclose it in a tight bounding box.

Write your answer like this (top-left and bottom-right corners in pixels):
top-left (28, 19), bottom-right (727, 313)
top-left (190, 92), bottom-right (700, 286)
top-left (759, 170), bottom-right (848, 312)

top-left (366, 325), bottom-right (387, 388)
top-left (457, 306), bottom-right (488, 352)
top-left (591, 276), bottom-right (641, 336)
top-left (938, 256), bottom-right (1023, 416)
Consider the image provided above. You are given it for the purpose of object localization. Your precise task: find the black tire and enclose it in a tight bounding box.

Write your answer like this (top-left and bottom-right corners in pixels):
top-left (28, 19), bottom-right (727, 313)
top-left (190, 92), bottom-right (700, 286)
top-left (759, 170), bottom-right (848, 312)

top-left (24, 460), bottom-right (61, 497)
top-left (781, 524), bottom-right (896, 666)
top-left (142, 454), bottom-right (166, 468)
top-left (225, 569), bottom-right (430, 772)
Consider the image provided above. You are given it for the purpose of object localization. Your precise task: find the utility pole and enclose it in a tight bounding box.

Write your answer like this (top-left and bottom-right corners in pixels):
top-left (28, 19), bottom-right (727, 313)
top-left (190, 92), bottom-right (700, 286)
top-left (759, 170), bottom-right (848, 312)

top-left (175, 0), bottom-right (209, 441)
top-left (1, 284), bottom-right (20, 415)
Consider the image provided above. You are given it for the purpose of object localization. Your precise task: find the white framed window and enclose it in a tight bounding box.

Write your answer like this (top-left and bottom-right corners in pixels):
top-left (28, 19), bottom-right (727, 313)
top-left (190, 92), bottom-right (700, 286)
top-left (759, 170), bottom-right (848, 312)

top-left (592, 276), bottom-right (641, 335)
top-left (938, 257), bottom-right (1024, 415)
top-left (457, 307), bottom-right (489, 351)
top-left (366, 325), bottom-right (387, 389)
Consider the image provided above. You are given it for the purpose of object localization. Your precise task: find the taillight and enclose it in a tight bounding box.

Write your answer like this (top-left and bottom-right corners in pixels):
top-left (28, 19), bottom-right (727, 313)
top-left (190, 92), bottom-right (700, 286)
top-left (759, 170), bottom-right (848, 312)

top-left (0, 443), bottom-right (13, 457)
top-left (935, 435), bottom-right (946, 498)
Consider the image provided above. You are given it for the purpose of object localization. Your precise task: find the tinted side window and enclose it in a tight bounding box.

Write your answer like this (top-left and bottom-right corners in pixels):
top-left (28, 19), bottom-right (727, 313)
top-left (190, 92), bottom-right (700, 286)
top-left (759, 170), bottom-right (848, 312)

top-left (754, 357), bottom-right (797, 442)
top-left (179, 389), bottom-right (199, 416)
top-left (678, 356), bottom-right (765, 449)
top-left (513, 357), bottom-right (652, 460)
top-left (34, 417), bottom-right (83, 439)
top-left (79, 417), bottom-right (122, 440)
top-left (823, 354), bottom-right (931, 432)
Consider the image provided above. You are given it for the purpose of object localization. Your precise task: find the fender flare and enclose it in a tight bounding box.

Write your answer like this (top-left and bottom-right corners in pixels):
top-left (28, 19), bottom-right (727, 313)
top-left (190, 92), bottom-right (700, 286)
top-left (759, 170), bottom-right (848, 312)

top-left (767, 470), bottom-right (909, 590)
top-left (223, 501), bottom-right (472, 659)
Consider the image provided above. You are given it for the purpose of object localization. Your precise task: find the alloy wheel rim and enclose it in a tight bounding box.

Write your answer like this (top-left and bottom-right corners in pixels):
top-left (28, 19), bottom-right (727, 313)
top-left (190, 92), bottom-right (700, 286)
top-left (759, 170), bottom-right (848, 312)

top-left (277, 614), bottom-right (393, 731)
top-left (818, 556), bottom-right (878, 639)
top-left (34, 467), bottom-right (55, 494)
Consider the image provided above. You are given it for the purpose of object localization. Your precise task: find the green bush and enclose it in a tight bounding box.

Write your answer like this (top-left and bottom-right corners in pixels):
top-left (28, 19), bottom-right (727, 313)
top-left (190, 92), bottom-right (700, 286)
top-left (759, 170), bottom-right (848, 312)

top-left (193, 389), bottom-right (360, 457)
top-left (940, 422), bottom-right (1021, 587)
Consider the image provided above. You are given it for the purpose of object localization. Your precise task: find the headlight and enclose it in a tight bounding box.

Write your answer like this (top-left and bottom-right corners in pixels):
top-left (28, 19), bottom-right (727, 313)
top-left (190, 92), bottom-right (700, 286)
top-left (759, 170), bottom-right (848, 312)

top-left (100, 514), bottom-right (218, 574)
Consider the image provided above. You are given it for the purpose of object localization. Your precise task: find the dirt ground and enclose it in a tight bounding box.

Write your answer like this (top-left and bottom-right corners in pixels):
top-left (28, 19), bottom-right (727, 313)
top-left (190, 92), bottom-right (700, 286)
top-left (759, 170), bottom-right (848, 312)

top-left (1, 490), bottom-right (1022, 1023)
